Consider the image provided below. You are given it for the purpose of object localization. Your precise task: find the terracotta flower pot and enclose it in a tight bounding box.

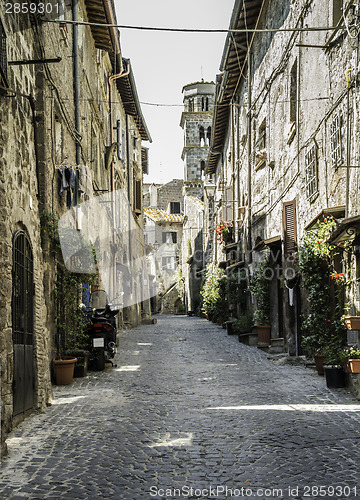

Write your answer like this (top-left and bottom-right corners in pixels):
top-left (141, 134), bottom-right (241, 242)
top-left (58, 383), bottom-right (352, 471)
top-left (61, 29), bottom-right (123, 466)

top-left (256, 325), bottom-right (271, 346)
top-left (53, 357), bottom-right (78, 385)
top-left (344, 316), bottom-right (360, 330)
top-left (348, 359), bottom-right (360, 374)
top-left (314, 354), bottom-right (326, 375)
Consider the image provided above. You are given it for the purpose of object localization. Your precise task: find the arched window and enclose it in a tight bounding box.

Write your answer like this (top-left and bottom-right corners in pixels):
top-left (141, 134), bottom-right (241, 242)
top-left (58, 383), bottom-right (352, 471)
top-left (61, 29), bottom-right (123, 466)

top-left (199, 126), bottom-right (205, 146)
top-left (12, 230), bottom-right (34, 416)
top-left (206, 127), bottom-right (211, 145)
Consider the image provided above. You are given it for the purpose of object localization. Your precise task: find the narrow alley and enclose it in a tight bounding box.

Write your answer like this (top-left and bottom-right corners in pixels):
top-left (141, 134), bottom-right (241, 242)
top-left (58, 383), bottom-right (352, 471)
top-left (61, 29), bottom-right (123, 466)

top-left (1, 315), bottom-right (360, 500)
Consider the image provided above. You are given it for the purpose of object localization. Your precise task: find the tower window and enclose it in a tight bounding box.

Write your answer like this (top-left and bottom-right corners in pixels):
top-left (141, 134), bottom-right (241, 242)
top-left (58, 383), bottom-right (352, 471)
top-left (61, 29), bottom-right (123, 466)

top-left (202, 97), bottom-right (209, 111)
top-left (199, 126), bottom-right (205, 146)
top-left (207, 127), bottom-right (211, 145)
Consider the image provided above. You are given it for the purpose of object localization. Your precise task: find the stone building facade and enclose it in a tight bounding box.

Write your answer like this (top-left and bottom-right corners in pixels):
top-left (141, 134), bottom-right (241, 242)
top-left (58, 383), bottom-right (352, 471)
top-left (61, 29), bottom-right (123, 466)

top-left (206, 0), bottom-right (360, 354)
top-left (0, 0), bottom-right (151, 454)
top-left (143, 180), bottom-right (184, 313)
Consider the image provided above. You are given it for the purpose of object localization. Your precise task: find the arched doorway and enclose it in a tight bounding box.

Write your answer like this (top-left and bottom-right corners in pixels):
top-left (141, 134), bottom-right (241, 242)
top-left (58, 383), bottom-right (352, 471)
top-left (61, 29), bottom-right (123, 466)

top-left (12, 230), bottom-right (34, 417)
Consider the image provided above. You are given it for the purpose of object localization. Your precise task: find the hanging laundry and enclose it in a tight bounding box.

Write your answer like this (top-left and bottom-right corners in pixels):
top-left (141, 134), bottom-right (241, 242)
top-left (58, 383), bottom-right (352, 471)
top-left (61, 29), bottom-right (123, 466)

top-left (59, 167), bottom-right (69, 195)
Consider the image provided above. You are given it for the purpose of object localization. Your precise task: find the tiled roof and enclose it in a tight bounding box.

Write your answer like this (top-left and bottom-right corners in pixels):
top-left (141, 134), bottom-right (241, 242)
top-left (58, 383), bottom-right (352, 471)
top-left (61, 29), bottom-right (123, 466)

top-left (144, 208), bottom-right (184, 223)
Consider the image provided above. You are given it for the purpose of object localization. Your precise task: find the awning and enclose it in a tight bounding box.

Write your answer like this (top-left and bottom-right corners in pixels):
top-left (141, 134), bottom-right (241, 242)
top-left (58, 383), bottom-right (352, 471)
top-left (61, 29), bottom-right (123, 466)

top-left (304, 206), bottom-right (346, 231)
top-left (264, 235), bottom-right (282, 246)
top-left (225, 261), bottom-right (245, 274)
top-left (328, 215), bottom-right (360, 243)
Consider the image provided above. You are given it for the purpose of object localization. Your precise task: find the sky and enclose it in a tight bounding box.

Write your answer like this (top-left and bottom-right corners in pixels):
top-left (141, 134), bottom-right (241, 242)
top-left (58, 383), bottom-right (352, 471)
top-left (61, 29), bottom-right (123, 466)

top-left (114, 0), bottom-right (235, 184)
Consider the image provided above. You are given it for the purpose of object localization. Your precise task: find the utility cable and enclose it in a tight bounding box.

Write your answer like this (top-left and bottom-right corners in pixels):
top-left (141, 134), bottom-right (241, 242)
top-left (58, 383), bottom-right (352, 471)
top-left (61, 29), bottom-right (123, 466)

top-left (43, 18), bottom-right (345, 34)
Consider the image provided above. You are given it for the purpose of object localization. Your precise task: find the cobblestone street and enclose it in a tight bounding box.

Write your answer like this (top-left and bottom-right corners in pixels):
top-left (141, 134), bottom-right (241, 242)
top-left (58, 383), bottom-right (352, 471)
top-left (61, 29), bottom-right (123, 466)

top-left (1, 315), bottom-right (360, 499)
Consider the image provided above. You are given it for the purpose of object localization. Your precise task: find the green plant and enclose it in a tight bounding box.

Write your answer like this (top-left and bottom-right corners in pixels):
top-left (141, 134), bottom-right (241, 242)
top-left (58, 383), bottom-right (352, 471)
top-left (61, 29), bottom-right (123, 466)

top-left (340, 345), bottom-right (360, 363)
top-left (232, 311), bottom-right (253, 334)
top-left (41, 211), bottom-right (61, 254)
top-left (248, 256), bottom-right (271, 325)
top-left (200, 263), bottom-right (229, 322)
top-left (54, 269), bottom-right (98, 358)
top-left (298, 217), bottom-right (347, 357)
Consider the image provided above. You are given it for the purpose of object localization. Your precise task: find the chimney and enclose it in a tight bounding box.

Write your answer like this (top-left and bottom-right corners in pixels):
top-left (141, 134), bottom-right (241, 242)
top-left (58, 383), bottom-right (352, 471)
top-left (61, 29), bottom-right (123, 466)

top-left (149, 183), bottom-right (158, 207)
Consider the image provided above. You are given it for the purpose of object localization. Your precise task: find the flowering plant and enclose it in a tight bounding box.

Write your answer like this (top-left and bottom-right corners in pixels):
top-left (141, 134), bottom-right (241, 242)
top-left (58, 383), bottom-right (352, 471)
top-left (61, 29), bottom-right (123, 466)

top-left (341, 346), bottom-right (360, 361)
top-left (215, 221), bottom-right (233, 244)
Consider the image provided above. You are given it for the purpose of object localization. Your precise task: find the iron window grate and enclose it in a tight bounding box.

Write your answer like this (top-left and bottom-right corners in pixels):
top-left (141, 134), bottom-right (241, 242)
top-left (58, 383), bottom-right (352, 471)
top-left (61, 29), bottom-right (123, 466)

top-left (330, 113), bottom-right (343, 168)
top-left (305, 145), bottom-right (318, 199)
top-left (0, 19), bottom-right (7, 83)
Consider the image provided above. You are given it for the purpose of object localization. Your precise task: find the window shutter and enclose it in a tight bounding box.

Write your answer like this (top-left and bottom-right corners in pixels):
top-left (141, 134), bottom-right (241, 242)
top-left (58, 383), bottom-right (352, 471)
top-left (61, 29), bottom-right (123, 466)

top-left (134, 179), bottom-right (142, 214)
top-left (283, 200), bottom-right (297, 255)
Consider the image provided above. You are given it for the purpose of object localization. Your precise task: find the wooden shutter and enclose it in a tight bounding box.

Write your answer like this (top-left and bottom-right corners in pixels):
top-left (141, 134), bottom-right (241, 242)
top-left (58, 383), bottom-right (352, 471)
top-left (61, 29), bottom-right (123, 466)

top-left (134, 178), bottom-right (142, 214)
top-left (283, 200), bottom-right (297, 255)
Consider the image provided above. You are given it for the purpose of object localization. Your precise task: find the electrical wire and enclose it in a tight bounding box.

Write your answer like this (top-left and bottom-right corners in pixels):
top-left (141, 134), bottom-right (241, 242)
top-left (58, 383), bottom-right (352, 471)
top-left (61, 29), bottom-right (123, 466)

top-left (44, 18), bottom-right (345, 34)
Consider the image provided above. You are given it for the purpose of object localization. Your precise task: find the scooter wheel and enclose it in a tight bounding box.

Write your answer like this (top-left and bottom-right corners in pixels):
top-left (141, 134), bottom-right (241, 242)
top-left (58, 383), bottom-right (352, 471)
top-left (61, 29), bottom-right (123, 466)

top-left (95, 351), bottom-right (105, 371)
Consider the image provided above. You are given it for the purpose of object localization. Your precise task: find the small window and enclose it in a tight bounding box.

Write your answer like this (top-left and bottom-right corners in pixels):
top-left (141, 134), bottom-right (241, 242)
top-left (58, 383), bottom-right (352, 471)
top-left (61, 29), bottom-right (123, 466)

top-left (162, 232), bottom-right (177, 244)
top-left (305, 145), bottom-right (318, 199)
top-left (169, 202), bottom-right (180, 214)
top-left (162, 256), bottom-right (176, 270)
top-left (332, 0), bottom-right (343, 26)
top-left (330, 113), bottom-right (343, 168)
top-left (290, 60), bottom-right (297, 123)
top-left (0, 19), bottom-right (8, 87)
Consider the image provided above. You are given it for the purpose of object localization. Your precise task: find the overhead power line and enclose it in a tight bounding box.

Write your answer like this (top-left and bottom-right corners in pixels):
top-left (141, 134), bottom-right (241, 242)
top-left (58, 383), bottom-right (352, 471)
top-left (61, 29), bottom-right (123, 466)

top-left (44, 18), bottom-right (345, 34)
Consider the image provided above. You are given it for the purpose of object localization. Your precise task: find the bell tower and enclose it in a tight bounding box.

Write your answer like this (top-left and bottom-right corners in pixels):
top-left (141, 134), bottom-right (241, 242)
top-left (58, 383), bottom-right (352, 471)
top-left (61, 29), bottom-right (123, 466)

top-left (180, 81), bottom-right (215, 197)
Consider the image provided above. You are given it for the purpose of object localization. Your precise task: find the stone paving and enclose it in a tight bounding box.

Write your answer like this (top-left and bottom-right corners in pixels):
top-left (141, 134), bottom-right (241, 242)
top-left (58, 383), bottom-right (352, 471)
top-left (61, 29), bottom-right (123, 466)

top-left (1, 315), bottom-right (360, 500)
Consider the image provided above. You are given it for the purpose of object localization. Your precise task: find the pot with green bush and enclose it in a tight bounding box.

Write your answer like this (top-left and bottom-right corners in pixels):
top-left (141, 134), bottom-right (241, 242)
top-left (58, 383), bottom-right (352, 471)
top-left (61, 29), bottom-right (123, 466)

top-left (248, 258), bottom-right (271, 345)
top-left (341, 346), bottom-right (360, 374)
top-left (53, 269), bottom-right (97, 384)
top-left (323, 339), bottom-right (347, 388)
top-left (298, 217), bottom-right (348, 375)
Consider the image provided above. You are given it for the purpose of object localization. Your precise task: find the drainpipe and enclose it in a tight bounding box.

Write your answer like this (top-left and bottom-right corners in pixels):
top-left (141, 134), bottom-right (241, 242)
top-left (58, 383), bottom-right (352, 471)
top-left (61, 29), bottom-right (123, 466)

top-left (247, 51), bottom-right (252, 263)
top-left (72, 0), bottom-right (80, 206)
top-left (345, 68), bottom-right (351, 218)
top-left (108, 61), bottom-right (130, 301)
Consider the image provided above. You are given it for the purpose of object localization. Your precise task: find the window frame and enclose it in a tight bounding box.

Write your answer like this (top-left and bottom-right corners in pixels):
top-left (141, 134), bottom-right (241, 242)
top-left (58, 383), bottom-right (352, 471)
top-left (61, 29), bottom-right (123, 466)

top-left (305, 144), bottom-right (318, 200)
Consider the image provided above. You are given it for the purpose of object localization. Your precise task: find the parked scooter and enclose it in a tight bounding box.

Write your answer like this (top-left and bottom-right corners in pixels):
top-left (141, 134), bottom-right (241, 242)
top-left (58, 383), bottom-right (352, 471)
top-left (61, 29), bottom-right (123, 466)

top-left (87, 289), bottom-right (119, 371)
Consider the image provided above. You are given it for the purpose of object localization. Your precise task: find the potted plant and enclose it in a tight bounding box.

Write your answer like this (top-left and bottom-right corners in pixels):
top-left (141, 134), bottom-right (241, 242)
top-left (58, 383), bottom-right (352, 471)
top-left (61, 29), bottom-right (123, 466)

top-left (341, 346), bottom-right (360, 374)
top-left (53, 270), bottom-right (96, 384)
top-left (200, 264), bottom-right (229, 324)
top-left (298, 217), bottom-right (348, 375)
top-left (232, 311), bottom-right (253, 341)
top-left (323, 334), bottom-right (347, 388)
top-left (248, 257), bottom-right (271, 345)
